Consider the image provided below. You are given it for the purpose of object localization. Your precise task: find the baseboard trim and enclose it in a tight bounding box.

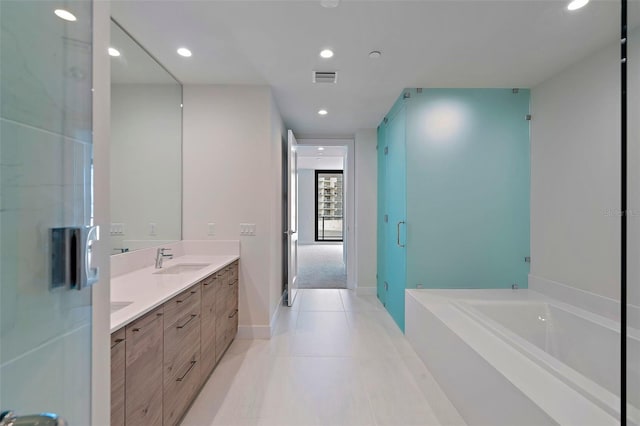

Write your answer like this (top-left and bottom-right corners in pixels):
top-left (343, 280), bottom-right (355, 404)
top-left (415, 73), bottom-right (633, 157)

top-left (356, 286), bottom-right (376, 296)
top-left (269, 292), bottom-right (285, 338)
top-left (237, 325), bottom-right (271, 340)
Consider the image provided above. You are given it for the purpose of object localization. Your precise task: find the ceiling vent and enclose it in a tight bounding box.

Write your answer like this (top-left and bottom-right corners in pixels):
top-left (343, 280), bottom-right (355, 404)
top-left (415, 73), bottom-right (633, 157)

top-left (313, 71), bottom-right (338, 84)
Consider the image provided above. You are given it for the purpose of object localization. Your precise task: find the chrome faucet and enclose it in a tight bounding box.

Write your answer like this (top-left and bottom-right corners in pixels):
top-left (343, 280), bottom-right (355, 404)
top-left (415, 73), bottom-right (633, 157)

top-left (155, 248), bottom-right (173, 269)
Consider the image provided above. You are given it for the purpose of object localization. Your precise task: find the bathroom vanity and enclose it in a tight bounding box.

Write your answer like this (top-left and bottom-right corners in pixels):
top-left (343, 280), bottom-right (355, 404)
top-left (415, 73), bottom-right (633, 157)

top-left (110, 251), bottom-right (239, 426)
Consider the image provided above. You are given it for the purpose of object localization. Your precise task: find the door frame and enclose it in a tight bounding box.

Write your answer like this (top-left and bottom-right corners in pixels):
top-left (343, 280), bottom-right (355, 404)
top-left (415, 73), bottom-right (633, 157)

top-left (297, 138), bottom-right (356, 290)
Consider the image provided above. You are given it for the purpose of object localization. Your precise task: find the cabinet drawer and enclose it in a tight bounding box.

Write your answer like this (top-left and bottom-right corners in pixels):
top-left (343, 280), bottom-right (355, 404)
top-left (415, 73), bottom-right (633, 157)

top-left (228, 261), bottom-right (238, 282)
top-left (164, 284), bottom-right (201, 329)
top-left (125, 306), bottom-right (163, 426)
top-left (163, 352), bottom-right (201, 426)
top-left (164, 312), bottom-right (201, 385)
top-left (110, 329), bottom-right (126, 426)
top-left (125, 306), bottom-right (164, 367)
top-left (226, 279), bottom-right (238, 313)
top-left (201, 274), bottom-right (219, 308)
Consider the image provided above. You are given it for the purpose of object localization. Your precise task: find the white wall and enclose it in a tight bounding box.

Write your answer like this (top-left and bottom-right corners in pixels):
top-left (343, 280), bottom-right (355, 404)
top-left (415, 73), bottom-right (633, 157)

top-left (182, 85), bottom-right (282, 337)
top-left (268, 94), bottom-right (285, 324)
top-left (111, 84), bottom-right (182, 253)
top-left (530, 40), bottom-right (620, 300)
top-left (355, 129), bottom-right (378, 291)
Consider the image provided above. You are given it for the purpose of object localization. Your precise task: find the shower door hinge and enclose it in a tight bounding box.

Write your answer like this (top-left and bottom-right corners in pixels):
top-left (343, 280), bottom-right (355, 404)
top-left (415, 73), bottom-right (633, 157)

top-left (383, 117), bottom-right (388, 124)
top-left (403, 92), bottom-right (411, 99)
top-left (384, 147), bottom-right (388, 155)
top-left (384, 214), bottom-right (388, 223)
top-left (525, 114), bottom-right (532, 121)
top-left (384, 281), bottom-right (389, 291)
top-left (524, 256), bottom-right (531, 263)
top-left (416, 88), bottom-right (423, 93)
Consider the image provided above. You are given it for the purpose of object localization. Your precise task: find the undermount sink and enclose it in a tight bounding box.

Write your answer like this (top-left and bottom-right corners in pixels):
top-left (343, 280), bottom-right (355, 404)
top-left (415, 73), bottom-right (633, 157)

top-left (153, 263), bottom-right (210, 275)
top-left (111, 301), bottom-right (133, 314)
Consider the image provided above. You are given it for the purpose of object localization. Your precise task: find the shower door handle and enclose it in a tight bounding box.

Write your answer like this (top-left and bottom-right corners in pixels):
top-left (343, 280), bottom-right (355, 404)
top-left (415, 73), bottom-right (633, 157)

top-left (397, 221), bottom-right (406, 248)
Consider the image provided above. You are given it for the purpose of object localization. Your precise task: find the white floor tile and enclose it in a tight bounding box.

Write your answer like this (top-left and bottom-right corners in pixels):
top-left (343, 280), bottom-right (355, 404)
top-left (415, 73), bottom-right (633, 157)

top-left (182, 290), bottom-right (462, 426)
top-left (298, 289), bottom-right (345, 311)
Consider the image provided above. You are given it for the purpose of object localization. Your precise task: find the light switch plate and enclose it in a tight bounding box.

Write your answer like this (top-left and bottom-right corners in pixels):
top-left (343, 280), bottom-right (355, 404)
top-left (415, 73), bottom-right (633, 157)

top-left (110, 223), bottom-right (124, 236)
top-left (208, 222), bottom-right (216, 236)
top-left (240, 223), bottom-right (256, 236)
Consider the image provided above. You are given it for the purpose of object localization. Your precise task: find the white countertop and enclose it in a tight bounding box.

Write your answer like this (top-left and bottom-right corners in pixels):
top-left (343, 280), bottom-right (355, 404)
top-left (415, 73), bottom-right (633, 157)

top-left (110, 254), bottom-right (239, 333)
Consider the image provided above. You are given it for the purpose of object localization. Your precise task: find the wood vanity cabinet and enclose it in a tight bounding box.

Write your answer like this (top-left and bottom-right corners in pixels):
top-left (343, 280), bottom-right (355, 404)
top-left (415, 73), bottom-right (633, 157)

top-left (110, 328), bottom-right (126, 426)
top-left (163, 285), bottom-right (202, 426)
top-left (124, 306), bottom-right (164, 426)
top-left (200, 272), bottom-right (220, 381)
top-left (215, 261), bottom-right (239, 362)
top-left (111, 260), bottom-right (239, 426)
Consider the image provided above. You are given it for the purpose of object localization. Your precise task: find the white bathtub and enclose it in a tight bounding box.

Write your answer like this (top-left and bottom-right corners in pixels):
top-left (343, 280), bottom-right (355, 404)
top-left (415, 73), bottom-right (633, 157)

top-left (405, 289), bottom-right (639, 426)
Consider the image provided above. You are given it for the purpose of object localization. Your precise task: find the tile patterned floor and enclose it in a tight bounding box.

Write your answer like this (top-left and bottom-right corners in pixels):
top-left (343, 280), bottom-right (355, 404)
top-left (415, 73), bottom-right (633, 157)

top-left (181, 289), bottom-right (465, 426)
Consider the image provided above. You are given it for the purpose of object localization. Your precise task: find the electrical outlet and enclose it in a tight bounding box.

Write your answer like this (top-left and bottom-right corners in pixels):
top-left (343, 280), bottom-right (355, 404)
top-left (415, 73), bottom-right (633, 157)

top-left (208, 222), bottom-right (216, 236)
top-left (149, 222), bottom-right (157, 236)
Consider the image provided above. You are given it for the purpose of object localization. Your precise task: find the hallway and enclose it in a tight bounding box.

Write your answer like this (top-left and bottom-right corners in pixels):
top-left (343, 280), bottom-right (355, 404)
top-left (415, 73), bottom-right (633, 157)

top-left (181, 289), bottom-right (464, 426)
top-left (297, 244), bottom-right (347, 289)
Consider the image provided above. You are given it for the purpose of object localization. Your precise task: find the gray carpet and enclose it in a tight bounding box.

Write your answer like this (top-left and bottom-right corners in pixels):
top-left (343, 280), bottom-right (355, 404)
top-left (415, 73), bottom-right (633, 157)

top-left (297, 243), bottom-right (347, 289)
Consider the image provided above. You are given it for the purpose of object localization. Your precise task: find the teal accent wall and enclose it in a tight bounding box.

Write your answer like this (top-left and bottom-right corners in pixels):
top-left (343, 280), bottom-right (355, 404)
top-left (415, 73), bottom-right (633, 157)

top-left (377, 89), bottom-right (531, 331)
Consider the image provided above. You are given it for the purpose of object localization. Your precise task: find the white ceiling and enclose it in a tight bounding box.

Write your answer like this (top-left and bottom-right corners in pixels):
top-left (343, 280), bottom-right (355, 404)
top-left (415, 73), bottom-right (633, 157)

top-left (111, 0), bottom-right (623, 136)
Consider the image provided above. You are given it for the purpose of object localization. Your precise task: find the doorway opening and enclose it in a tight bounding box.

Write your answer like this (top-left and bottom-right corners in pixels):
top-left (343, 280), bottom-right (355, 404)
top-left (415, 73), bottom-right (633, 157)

top-left (296, 146), bottom-right (347, 289)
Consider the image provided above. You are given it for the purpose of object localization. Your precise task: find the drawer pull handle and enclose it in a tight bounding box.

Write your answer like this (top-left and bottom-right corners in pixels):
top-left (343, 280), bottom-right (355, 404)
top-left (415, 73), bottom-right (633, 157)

top-left (176, 290), bottom-right (197, 304)
top-left (111, 338), bottom-right (125, 349)
top-left (131, 328), bottom-right (140, 333)
top-left (177, 314), bottom-right (197, 329)
top-left (176, 360), bottom-right (197, 382)
top-left (228, 309), bottom-right (238, 319)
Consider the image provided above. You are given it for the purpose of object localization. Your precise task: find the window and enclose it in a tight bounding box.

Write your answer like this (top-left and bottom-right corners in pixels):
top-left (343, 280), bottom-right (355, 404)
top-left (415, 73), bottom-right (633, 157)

top-left (315, 170), bottom-right (343, 241)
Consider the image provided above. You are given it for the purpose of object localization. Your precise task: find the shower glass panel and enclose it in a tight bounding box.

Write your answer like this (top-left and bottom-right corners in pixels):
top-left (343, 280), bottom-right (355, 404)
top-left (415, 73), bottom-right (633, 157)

top-left (0, 0), bottom-right (94, 423)
top-left (377, 100), bottom-right (407, 331)
top-left (377, 125), bottom-right (387, 308)
top-left (406, 89), bottom-right (530, 291)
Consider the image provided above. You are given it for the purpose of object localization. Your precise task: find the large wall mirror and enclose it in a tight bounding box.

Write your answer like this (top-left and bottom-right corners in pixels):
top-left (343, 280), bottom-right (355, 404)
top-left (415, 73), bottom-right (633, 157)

top-left (110, 20), bottom-right (182, 254)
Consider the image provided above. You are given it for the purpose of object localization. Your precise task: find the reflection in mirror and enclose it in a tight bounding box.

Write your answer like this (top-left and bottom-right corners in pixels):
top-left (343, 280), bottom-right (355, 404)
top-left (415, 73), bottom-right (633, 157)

top-left (110, 19), bottom-right (182, 254)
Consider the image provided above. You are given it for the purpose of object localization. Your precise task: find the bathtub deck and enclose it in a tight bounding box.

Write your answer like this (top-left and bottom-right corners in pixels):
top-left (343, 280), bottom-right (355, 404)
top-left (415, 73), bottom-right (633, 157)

top-left (406, 289), bottom-right (619, 426)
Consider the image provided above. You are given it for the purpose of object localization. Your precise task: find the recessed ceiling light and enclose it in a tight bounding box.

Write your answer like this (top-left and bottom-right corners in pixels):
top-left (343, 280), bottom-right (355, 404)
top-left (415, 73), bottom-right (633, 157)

top-left (318, 147), bottom-right (325, 151)
top-left (54, 9), bottom-right (76, 22)
top-left (108, 47), bottom-right (121, 57)
top-left (318, 109), bottom-right (328, 116)
top-left (320, 49), bottom-right (334, 59)
top-left (567, 0), bottom-right (589, 10)
top-left (177, 47), bottom-right (192, 57)
top-left (320, 0), bottom-right (340, 8)
top-left (369, 51), bottom-right (382, 59)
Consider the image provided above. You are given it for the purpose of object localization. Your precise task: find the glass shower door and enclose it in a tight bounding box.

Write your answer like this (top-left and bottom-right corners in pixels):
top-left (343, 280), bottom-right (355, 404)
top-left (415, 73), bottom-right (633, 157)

top-left (0, 1), bottom-right (94, 424)
top-left (383, 103), bottom-right (407, 331)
